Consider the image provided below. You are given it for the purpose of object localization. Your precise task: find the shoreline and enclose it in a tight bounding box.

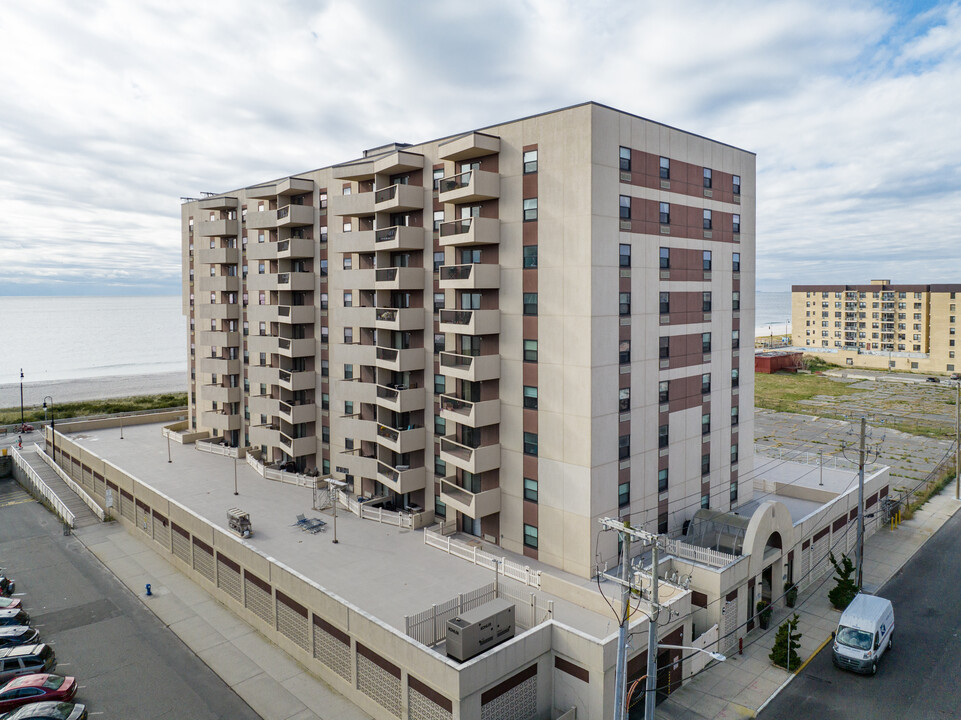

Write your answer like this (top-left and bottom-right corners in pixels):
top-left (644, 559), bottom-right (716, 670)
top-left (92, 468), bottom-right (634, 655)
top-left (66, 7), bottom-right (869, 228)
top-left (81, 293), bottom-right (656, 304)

top-left (0, 371), bottom-right (186, 409)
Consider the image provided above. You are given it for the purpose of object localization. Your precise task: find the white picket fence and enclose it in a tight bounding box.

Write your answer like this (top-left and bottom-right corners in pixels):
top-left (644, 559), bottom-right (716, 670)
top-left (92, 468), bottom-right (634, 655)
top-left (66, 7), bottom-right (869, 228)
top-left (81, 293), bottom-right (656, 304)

top-left (12, 447), bottom-right (76, 527)
top-left (423, 524), bottom-right (541, 589)
top-left (195, 439), bottom-right (239, 458)
top-left (662, 537), bottom-right (738, 569)
top-left (330, 488), bottom-right (413, 528)
top-left (245, 452), bottom-right (317, 487)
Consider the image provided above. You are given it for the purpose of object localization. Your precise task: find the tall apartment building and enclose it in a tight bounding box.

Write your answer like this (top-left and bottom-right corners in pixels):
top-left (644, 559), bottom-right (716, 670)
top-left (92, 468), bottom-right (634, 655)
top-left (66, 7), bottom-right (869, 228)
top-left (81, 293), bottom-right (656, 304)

top-left (182, 102), bottom-right (756, 578)
top-left (791, 279), bottom-right (961, 373)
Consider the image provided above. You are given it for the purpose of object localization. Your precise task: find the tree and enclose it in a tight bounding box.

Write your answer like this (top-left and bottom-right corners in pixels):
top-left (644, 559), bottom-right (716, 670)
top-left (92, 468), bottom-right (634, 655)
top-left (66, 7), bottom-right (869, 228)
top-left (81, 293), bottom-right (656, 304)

top-left (770, 613), bottom-right (802, 670)
top-left (828, 552), bottom-right (859, 610)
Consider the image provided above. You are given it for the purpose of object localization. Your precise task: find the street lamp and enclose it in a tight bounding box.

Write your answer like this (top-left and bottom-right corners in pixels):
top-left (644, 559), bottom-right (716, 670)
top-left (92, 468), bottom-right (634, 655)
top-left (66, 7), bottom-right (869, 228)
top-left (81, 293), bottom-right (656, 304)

top-left (42, 396), bottom-right (53, 461)
top-left (19, 369), bottom-right (24, 429)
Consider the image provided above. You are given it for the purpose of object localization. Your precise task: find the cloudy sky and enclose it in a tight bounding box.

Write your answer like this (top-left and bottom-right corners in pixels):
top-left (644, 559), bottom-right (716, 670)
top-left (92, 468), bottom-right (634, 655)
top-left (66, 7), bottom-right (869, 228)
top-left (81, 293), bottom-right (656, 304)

top-left (0, 0), bottom-right (957, 295)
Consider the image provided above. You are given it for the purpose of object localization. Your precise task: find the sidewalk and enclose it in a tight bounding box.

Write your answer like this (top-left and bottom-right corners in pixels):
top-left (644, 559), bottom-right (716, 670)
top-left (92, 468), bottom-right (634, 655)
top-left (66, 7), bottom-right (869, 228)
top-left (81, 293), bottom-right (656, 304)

top-left (75, 521), bottom-right (372, 720)
top-left (656, 485), bottom-right (961, 720)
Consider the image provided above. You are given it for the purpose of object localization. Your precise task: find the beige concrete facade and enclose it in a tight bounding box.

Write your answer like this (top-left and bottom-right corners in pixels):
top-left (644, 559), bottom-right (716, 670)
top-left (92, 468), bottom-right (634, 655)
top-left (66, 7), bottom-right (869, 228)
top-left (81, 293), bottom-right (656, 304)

top-left (182, 102), bottom-right (756, 581)
top-left (791, 279), bottom-right (961, 373)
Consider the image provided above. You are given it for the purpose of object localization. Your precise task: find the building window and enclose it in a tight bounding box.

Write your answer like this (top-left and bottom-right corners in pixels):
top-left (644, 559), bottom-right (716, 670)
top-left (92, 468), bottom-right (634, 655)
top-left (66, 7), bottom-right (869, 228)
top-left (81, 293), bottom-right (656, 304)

top-left (619, 146), bottom-right (631, 171)
top-left (434, 292), bottom-right (445, 311)
top-left (343, 327), bottom-right (353, 344)
top-left (320, 259), bottom-right (328, 276)
top-left (620, 292), bottom-right (631, 316)
top-left (703, 210), bottom-right (712, 230)
top-left (524, 432), bottom-right (538, 456)
top-left (524, 245), bottom-right (538, 268)
top-left (434, 415), bottom-right (446, 436)
top-left (432, 210), bottom-right (444, 232)
top-left (703, 250), bottom-right (712, 271)
top-left (659, 292), bottom-right (670, 315)
top-left (344, 364), bottom-right (354, 380)
top-left (733, 252), bottom-right (740, 272)
top-left (619, 195), bottom-right (631, 220)
top-left (651, 203), bottom-right (669, 230)
top-left (659, 337), bottom-right (670, 359)
top-left (658, 424), bottom-right (668, 448)
top-left (659, 157), bottom-right (670, 179)
top-left (523, 293), bottom-right (538, 316)
top-left (619, 340), bottom-right (631, 365)
top-left (732, 213), bottom-right (740, 233)
top-left (434, 333), bottom-right (445, 353)
top-left (659, 247), bottom-right (670, 269)
top-left (733, 175), bottom-right (741, 195)
top-left (702, 332), bottom-right (712, 353)
top-left (619, 387), bottom-right (630, 412)
top-left (524, 478), bottom-right (538, 503)
top-left (703, 168), bottom-right (712, 188)
top-left (659, 380), bottom-right (669, 404)
top-left (320, 293), bottom-right (328, 310)
top-left (523, 198), bottom-right (538, 222)
top-left (618, 482), bottom-right (630, 507)
top-left (619, 243), bottom-right (631, 267)
top-left (434, 495), bottom-right (446, 517)
top-left (321, 393), bottom-right (329, 410)
top-left (523, 386), bottom-right (538, 409)
top-left (343, 291), bottom-right (352, 307)
top-left (658, 512), bottom-right (668, 534)
top-left (321, 426), bottom-right (330, 444)
top-left (523, 524), bottom-right (538, 549)
top-left (702, 413), bottom-right (711, 435)
top-left (258, 261), bottom-right (265, 274)
top-left (731, 405), bottom-right (739, 425)
top-left (321, 360), bottom-right (329, 377)
top-left (732, 291), bottom-right (740, 311)
top-left (433, 374), bottom-right (445, 395)
top-left (732, 368), bottom-right (740, 387)
top-left (658, 468), bottom-right (669, 493)
top-left (731, 443), bottom-right (739, 463)
top-left (524, 339), bottom-right (538, 362)
top-left (702, 292), bottom-right (712, 312)
top-left (434, 456), bottom-right (447, 477)
top-left (701, 453), bottom-right (710, 476)
top-left (702, 373), bottom-right (711, 394)
top-left (523, 150), bottom-right (538, 174)
top-left (618, 434), bottom-right (630, 460)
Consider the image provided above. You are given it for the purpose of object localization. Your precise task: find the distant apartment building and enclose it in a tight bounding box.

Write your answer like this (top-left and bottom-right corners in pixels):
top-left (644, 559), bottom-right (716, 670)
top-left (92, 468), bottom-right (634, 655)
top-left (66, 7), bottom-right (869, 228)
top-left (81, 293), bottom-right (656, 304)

top-left (181, 102), bottom-right (756, 578)
top-left (791, 279), bottom-right (961, 373)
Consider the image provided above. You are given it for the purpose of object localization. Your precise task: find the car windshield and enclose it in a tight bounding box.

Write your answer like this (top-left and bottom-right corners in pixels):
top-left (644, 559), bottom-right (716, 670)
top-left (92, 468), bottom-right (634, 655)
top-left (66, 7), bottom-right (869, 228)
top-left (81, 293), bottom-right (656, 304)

top-left (8, 702), bottom-right (73, 720)
top-left (837, 626), bottom-right (873, 650)
top-left (42, 676), bottom-right (65, 690)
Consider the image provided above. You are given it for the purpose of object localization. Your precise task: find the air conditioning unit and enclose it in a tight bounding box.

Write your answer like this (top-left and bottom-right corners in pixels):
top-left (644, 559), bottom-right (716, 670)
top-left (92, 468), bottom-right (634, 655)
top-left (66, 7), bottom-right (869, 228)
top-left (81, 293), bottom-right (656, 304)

top-left (446, 598), bottom-right (514, 662)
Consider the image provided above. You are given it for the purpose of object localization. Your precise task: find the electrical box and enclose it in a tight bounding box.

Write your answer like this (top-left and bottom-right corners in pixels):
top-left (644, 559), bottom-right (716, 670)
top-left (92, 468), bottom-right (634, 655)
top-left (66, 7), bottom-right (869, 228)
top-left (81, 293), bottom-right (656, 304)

top-left (446, 598), bottom-right (514, 662)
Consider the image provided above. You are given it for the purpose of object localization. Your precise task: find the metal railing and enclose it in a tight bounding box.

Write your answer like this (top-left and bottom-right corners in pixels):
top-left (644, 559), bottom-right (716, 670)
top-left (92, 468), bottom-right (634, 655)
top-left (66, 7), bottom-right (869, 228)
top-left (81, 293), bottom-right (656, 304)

top-left (33, 444), bottom-right (105, 522)
top-left (12, 447), bottom-right (76, 527)
top-left (423, 524), bottom-right (541, 588)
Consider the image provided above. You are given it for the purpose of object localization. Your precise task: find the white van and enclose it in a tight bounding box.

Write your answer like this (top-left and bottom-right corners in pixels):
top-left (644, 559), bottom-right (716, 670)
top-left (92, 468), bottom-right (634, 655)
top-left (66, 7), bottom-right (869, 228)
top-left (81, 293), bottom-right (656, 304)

top-left (832, 592), bottom-right (894, 675)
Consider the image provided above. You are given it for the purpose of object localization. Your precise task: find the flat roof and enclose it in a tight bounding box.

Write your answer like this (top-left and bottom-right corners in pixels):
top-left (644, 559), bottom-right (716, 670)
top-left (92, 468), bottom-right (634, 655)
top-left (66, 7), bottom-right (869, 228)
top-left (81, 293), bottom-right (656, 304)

top-left (66, 423), bottom-right (617, 639)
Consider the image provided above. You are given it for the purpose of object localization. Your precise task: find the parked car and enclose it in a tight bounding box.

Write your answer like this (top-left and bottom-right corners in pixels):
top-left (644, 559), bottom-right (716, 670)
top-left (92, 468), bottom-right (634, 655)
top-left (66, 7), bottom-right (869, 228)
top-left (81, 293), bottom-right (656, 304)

top-left (926, 376), bottom-right (940, 383)
top-left (0, 601), bottom-right (20, 612)
top-left (16, 425), bottom-right (33, 434)
top-left (0, 675), bottom-right (76, 714)
top-left (951, 373), bottom-right (960, 381)
top-left (0, 629), bottom-right (39, 651)
top-left (0, 646), bottom-right (56, 685)
top-left (0, 701), bottom-right (86, 720)
top-left (0, 613), bottom-right (29, 630)
top-left (832, 592), bottom-right (894, 675)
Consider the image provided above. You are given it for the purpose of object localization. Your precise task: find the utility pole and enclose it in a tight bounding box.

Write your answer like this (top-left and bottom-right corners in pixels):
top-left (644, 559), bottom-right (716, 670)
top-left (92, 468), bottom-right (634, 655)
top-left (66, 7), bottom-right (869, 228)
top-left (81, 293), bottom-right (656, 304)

top-left (19, 369), bottom-right (24, 428)
top-left (645, 539), bottom-right (660, 720)
top-left (955, 381), bottom-right (959, 501)
top-left (613, 530), bottom-right (631, 720)
top-left (819, 449), bottom-right (823, 486)
top-left (856, 417), bottom-right (866, 589)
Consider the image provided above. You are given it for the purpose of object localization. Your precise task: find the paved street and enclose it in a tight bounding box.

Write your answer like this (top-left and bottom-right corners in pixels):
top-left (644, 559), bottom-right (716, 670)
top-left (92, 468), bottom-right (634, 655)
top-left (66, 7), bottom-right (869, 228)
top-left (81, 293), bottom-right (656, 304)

top-left (760, 502), bottom-right (961, 719)
top-left (0, 476), bottom-right (262, 720)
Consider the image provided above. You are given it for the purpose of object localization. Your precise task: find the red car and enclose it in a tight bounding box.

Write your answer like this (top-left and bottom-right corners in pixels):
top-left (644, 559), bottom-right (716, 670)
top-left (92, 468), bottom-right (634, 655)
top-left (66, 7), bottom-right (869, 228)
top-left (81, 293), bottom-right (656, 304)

top-left (0, 675), bottom-right (76, 713)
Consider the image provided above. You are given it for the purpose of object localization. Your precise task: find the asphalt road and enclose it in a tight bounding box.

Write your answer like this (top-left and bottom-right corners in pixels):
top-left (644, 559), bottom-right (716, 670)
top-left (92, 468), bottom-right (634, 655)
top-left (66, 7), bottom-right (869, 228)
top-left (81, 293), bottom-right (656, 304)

top-left (760, 504), bottom-right (961, 719)
top-left (0, 476), bottom-right (262, 720)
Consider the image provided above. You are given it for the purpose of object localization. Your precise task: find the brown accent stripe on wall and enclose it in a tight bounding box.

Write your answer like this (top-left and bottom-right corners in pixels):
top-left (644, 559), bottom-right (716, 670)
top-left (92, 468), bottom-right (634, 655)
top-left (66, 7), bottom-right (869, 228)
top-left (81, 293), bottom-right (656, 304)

top-left (244, 569), bottom-right (270, 594)
top-left (408, 675), bottom-right (453, 713)
top-left (356, 642), bottom-right (401, 679)
top-left (481, 663), bottom-right (537, 704)
top-left (192, 536), bottom-right (213, 554)
top-left (277, 590), bottom-right (308, 618)
top-left (313, 614), bottom-right (349, 645)
top-left (172, 522), bottom-right (189, 539)
top-left (555, 656), bottom-right (589, 683)
top-left (216, 552), bottom-right (240, 573)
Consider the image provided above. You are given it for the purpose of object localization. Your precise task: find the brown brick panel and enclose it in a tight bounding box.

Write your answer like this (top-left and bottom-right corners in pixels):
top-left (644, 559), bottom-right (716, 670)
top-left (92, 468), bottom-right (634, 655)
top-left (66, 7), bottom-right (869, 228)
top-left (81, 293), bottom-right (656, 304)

top-left (627, 199), bottom-right (736, 243)
top-left (408, 675), bottom-right (453, 713)
top-left (626, 148), bottom-right (740, 204)
top-left (691, 591), bottom-right (708, 608)
top-left (668, 374), bottom-right (706, 413)
top-left (216, 552), bottom-right (240, 573)
top-left (277, 590), bottom-right (308, 618)
top-left (665, 290), bottom-right (710, 326)
top-left (832, 516), bottom-right (847, 532)
top-left (313, 614), bottom-right (350, 645)
top-left (357, 642), bottom-right (401, 679)
top-left (152, 510), bottom-right (168, 526)
top-left (555, 656), bottom-right (590, 682)
top-left (523, 499), bottom-right (538, 526)
top-left (813, 527), bottom-right (830, 542)
top-left (481, 663), bottom-right (537, 704)
top-left (172, 522), bottom-right (189, 539)
top-left (244, 569), bottom-right (271, 594)
top-left (192, 536), bottom-right (213, 555)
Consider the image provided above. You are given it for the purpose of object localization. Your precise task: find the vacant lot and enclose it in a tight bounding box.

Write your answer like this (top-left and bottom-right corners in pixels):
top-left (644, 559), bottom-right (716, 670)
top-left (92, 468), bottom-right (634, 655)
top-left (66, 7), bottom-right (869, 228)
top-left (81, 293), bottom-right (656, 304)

top-left (0, 393), bottom-right (187, 425)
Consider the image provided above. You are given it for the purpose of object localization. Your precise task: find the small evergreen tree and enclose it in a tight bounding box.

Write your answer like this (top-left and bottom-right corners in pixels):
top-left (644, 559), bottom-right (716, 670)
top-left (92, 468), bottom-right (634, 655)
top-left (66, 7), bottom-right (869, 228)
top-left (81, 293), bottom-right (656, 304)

top-left (769, 613), bottom-right (802, 670)
top-left (828, 552), bottom-right (859, 610)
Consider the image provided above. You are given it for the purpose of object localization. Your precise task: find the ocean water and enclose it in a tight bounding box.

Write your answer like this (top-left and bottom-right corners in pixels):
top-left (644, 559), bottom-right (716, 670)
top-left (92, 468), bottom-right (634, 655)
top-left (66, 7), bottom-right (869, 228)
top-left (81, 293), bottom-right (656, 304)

top-left (0, 296), bottom-right (185, 385)
top-left (755, 291), bottom-right (792, 336)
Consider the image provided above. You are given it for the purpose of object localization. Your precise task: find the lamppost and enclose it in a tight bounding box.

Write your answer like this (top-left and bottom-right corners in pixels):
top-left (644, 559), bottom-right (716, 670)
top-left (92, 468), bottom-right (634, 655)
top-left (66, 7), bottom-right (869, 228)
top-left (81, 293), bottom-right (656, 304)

top-left (233, 456), bottom-right (239, 495)
top-left (42, 396), bottom-right (53, 461)
top-left (19, 369), bottom-right (24, 429)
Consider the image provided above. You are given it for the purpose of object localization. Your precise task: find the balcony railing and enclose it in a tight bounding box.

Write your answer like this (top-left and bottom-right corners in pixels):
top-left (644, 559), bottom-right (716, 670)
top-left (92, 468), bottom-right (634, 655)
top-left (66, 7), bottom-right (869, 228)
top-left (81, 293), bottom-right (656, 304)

top-left (439, 218), bottom-right (473, 237)
top-left (375, 185), bottom-right (398, 203)
top-left (438, 171), bottom-right (472, 194)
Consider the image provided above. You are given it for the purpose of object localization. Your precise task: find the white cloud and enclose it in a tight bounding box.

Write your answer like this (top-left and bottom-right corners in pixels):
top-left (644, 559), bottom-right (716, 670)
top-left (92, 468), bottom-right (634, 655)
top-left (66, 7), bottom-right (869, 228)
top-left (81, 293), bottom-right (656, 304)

top-left (0, 0), bottom-right (958, 294)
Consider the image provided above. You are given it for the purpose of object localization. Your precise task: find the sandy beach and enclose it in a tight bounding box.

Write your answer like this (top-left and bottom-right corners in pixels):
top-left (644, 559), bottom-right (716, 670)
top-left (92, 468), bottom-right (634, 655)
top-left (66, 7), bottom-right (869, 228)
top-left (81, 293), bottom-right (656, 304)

top-left (0, 371), bottom-right (186, 409)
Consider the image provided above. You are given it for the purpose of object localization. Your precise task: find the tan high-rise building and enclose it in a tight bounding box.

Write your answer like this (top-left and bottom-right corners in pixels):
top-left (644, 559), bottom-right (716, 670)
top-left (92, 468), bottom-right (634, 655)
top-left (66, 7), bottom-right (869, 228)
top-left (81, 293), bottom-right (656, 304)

top-left (182, 102), bottom-right (756, 578)
top-left (791, 279), bottom-right (961, 373)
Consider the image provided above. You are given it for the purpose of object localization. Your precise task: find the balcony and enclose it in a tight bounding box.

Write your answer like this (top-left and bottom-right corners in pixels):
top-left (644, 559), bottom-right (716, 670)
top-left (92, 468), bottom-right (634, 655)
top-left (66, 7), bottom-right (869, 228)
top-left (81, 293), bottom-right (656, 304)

top-left (375, 346), bottom-right (425, 372)
top-left (438, 132), bottom-right (500, 161)
top-left (374, 225), bottom-right (425, 251)
top-left (438, 217), bottom-right (500, 247)
top-left (340, 415), bottom-right (378, 443)
top-left (372, 150), bottom-right (424, 176)
top-left (332, 160), bottom-right (375, 182)
top-left (197, 275), bottom-right (240, 293)
top-left (439, 436), bottom-right (500, 474)
top-left (437, 170), bottom-right (499, 204)
top-left (374, 266), bottom-right (423, 290)
top-left (376, 462), bottom-right (427, 495)
top-left (277, 237), bottom-right (314, 259)
top-left (197, 218), bottom-right (239, 237)
top-left (277, 271), bottom-right (314, 292)
top-left (376, 423), bottom-right (426, 454)
top-left (339, 343), bottom-right (377, 366)
top-left (374, 183), bottom-right (423, 212)
top-left (196, 246), bottom-right (239, 265)
top-left (247, 333), bottom-right (280, 356)
top-left (278, 400), bottom-right (315, 425)
top-left (197, 303), bottom-right (240, 320)
top-left (438, 352), bottom-right (500, 382)
top-left (333, 191), bottom-right (375, 217)
top-left (246, 210), bottom-right (279, 230)
top-left (438, 308), bottom-right (499, 335)
top-left (278, 369), bottom-right (315, 392)
top-left (375, 307), bottom-right (423, 331)
top-left (438, 264), bottom-right (500, 290)
top-left (440, 478), bottom-right (501, 519)
top-left (375, 384), bottom-right (426, 413)
top-left (199, 356), bottom-right (242, 375)
top-left (198, 330), bottom-right (240, 347)
top-left (337, 450), bottom-right (378, 479)
top-left (275, 204), bottom-right (314, 227)
top-left (340, 379), bottom-right (377, 405)
top-left (278, 305), bottom-right (315, 324)
top-left (279, 433), bottom-right (317, 458)
top-left (277, 337), bottom-right (315, 357)
top-left (202, 410), bottom-right (242, 432)
top-left (337, 229), bottom-right (376, 254)
top-left (198, 196), bottom-right (239, 211)
top-left (439, 395), bottom-right (500, 427)
top-left (202, 384), bottom-right (242, 404)
top-left (341, 306), bottom-right (377, 328)
top-left (247, 177), bottom-right (314, 198)
top-left (247, 365), bottom-right (280, 388)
